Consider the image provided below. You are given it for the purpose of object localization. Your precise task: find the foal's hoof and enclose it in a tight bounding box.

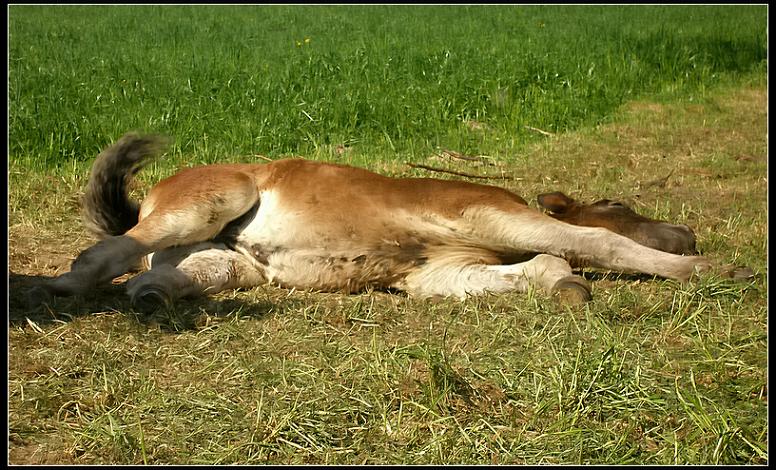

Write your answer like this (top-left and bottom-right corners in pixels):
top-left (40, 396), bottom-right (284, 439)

top-left (26, 285), bottom-right (55, 310)
top-left (552, 276), bottom-right (592, 305)
top-left (131, 287), bottom-right (172, 313)
top-left (721, 265), bottom-right (756, 281)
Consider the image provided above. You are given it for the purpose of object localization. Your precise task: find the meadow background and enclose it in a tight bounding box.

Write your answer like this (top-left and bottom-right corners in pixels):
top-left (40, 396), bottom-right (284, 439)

top-left (9, 5), bottom-right (766, 168)
top-left (8, 5), bottom-right (768, 465)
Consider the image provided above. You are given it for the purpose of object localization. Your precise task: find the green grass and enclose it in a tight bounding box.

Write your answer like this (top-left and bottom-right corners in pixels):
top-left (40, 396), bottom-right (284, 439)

top-left (8, 5), bottom-right (767, 465)
top-left (8, 5), bottom-right (767, 169)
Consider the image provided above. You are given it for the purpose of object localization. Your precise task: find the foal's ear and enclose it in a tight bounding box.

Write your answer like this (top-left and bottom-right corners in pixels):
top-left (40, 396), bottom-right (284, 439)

top-left (537, 191), bottom-right (575, 214)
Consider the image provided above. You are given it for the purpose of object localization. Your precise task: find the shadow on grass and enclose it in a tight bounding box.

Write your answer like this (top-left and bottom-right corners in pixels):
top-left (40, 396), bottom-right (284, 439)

top-left (579, 270), bottom-right (661, 283)
top-left (8, 271), bottom-right (276, 332)
top-left (579, 266), bottom-right (761, 284)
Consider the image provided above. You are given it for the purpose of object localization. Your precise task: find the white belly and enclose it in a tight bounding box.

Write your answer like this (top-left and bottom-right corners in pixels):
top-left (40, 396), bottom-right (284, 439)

top-left (215, 189), bottom-right (522, 293)
top-left (232, 190), bottom-right (428, 292)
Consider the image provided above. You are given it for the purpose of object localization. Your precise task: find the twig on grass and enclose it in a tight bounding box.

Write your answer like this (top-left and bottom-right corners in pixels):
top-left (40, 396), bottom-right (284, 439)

top-left (436, 149), bottom-right (495, 165)
top-left (405, 162), bottom-right (520, 181)
top-left (639, 169), bottom-right (675, 190)
top-left (619, 170), bottom-right (678, 203)
top-left (525, 125), bottom-right (554, 137)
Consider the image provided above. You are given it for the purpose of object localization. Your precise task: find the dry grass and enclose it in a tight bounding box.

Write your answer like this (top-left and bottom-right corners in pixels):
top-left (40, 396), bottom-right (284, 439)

top-left (8, 85), bottom-right (767, 464)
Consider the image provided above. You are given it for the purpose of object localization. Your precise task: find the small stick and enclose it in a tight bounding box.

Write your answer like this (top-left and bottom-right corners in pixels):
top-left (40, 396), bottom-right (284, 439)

top-left (406, 162), bottom-right (519, 181)
top-left (525, 125), bottom-right (554, 137)
top-left (640, 169), bottom-right (675, 189)
top-left (438, 149), bottom-right (495, 165)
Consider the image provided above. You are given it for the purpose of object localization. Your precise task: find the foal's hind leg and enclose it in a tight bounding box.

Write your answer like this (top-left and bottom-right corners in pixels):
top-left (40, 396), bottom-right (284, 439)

top-left (397, 254), bottom-right (591, 303)
top-left (37, 168), bottom-right (259, 300)
top-left (126, 242), bottom-right (265, 311)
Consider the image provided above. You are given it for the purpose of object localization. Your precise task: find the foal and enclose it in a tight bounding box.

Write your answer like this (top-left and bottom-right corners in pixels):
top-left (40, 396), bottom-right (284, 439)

top-left (32, 133), bottom-right (713, 310)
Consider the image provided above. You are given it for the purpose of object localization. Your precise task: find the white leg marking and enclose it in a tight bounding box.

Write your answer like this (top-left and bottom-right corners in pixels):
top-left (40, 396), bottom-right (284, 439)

top-left (396, 253), bottom-right (576, 299)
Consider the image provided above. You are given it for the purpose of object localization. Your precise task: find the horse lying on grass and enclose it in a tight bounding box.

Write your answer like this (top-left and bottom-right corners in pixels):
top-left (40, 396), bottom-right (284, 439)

top-left (31, 133), bottom-right (743, 311)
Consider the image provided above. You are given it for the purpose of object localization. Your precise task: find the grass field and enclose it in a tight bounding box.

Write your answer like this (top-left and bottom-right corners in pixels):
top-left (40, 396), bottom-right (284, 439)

top-left (9, 5), bottom-right (766, 169)
top-left (8, 5), bottom-right (768, 465)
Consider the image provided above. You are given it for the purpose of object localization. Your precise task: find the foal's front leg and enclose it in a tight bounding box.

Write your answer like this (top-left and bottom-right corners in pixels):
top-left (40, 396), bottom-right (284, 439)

top-left (126, 242), bottom-right (266, 311)
top-left (466, 207), bottom-right (712, 281)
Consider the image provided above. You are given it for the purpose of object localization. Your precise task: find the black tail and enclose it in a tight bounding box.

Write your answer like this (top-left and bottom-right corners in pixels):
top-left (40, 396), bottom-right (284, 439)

top-left (81, 133), bottom-right (171, 239)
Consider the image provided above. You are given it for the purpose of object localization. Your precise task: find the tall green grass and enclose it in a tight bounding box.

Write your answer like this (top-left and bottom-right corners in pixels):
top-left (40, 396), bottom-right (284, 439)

top-left (8, 5), bottom-right (766, 169)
